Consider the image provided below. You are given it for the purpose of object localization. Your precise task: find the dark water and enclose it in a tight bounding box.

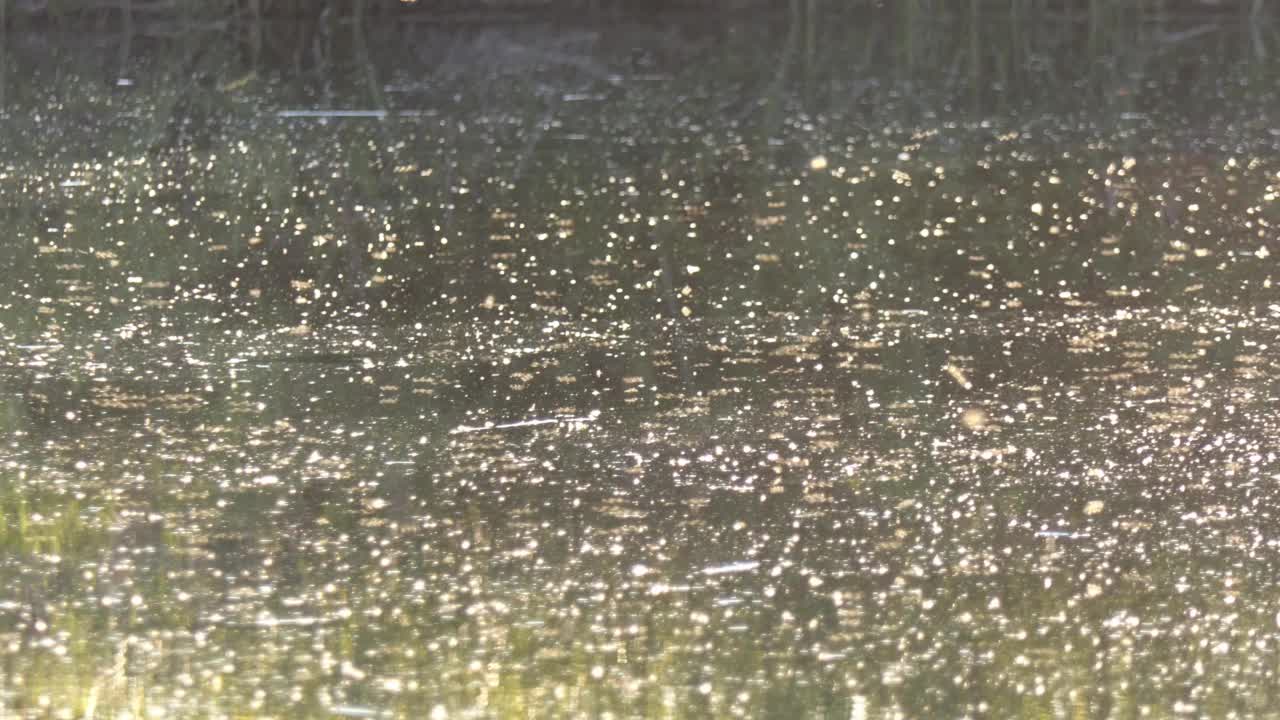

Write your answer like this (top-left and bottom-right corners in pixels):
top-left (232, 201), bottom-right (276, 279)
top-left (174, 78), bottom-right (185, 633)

top-left (2, 4), bottom-right (1280, 718)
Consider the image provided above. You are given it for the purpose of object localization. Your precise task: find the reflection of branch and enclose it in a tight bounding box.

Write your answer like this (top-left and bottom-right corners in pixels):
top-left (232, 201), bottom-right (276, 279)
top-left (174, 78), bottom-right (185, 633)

top-left (424, 29), bottom-right (620, 87)
top-left (496, 41), bottom-right (622, 86)
top-left (1155, 24), bottom-right (1219, 47)
top-left (511, 102), bottom-right (558, 186)
top-left (440, 145), bottom-right (455, 239)
top-left (15, 0), bottom-right (187, 12)
top-left (1248, 18), bottom-right (1266, 61)
top-left (110, 19), bottom-right (230, 37)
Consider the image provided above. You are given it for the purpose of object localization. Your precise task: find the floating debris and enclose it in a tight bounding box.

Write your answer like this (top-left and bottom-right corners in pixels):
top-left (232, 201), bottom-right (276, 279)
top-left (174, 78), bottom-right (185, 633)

top-left (944, 364), bottom-right (973, 390)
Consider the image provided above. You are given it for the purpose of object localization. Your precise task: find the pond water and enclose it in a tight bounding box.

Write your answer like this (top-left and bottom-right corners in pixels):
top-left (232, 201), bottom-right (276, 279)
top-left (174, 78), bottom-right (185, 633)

top-left (2, 4), bottom-right (1280, 718)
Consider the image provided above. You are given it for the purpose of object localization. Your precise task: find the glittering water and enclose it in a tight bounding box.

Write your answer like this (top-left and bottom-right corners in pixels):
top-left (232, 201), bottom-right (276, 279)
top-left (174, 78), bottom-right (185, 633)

top-left (2, 5), bottom-right (1280, 718)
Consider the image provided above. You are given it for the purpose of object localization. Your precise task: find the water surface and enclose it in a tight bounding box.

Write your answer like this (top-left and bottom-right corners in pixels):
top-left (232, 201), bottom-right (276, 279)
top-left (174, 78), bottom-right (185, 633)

top-left (2, 4), bottom-right (1280, 718)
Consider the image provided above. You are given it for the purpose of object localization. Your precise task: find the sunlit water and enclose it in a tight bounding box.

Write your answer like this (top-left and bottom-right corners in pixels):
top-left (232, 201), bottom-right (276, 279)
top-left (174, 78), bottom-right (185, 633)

top-left (2, 4), bottom-right (1280, 718)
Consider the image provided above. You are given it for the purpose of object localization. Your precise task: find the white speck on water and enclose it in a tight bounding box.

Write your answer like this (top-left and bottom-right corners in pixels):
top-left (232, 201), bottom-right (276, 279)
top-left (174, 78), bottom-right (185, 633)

top-left (850, 695), bottom-right (867, 720)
